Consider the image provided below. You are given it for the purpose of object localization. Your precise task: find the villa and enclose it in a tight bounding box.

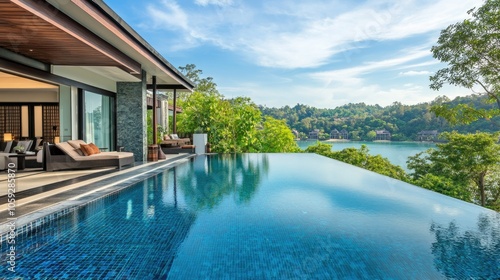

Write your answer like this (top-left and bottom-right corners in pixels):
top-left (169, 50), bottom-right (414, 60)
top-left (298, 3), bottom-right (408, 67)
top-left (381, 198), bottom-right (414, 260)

top-left (330, 128), bottom-right (349, 139)
top-left (308, 129), bottom-right (320, 140)
top-left (0, 1), bottom-right (498, 279)
top-left (417, 130), bottom-right (439, 141)
top-left (0, 0), bottom-right (194, 163)
top-left (375, 129), bottom-right (391, 140)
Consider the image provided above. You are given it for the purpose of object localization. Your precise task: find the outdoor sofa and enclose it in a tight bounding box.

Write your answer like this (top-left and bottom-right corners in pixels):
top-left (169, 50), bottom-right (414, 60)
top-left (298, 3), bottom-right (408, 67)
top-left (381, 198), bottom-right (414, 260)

top-left (44, 140), bottom-right (134, 171)
top-left (160, 134), bottom-right (191, 147)
top-left (0, 139), bottom-right (43, 170)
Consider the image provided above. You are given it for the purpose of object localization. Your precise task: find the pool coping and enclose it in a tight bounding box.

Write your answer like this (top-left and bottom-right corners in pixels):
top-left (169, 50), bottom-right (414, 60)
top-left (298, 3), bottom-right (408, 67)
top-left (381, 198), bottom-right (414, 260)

top-left (0, 154), bottom-right (196, 240)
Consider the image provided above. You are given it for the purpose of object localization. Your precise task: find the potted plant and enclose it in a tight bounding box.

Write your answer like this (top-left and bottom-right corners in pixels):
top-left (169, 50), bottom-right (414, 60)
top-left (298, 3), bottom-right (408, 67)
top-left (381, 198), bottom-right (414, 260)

top-left (13, 145), bottom-right (25, 154)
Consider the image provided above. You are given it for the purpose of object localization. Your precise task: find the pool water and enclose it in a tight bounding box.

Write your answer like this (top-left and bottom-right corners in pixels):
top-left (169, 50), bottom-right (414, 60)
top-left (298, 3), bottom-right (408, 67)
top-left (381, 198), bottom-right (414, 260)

top-left (2, 154), bottom-right (499, 279)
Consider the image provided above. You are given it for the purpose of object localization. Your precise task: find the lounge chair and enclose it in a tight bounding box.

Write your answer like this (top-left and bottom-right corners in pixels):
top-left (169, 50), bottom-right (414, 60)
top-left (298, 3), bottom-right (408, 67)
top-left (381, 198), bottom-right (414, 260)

top-left (44, 140), bottom-right (134, 171)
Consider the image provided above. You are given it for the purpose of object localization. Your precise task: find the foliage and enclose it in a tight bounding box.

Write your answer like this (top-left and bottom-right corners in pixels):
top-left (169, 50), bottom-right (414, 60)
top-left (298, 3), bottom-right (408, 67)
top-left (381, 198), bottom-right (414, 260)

top-left (146, 110), bottom-right (164, 145)
top-left (407, 132), bottom-right (500, 210)
top-left (257, 117), bottom-right (301, 153)
top-left (412, 174), bottom-right (471, 202)
top-left (259, 95), bottom-right (500, 141)
top-left (430, 0), bottom-right (500, 126)
top-left (305, 142), bottom-right (409, 182)
top-left (177, 64), bottom-right (299, 153)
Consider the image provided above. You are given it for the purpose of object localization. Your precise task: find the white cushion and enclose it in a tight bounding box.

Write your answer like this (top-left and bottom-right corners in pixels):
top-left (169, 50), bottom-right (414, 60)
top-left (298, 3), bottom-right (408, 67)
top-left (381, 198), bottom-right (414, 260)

top-left (16, 140), bottom-right (32, 151)
top-left (67, 140), bottom-right (87, 149)
top-left (4, 141), bottom-right (12, 153)
top-left (35, 138), bottom-right (43, 148)
top-left (37, 150), bottom-right (43, 163)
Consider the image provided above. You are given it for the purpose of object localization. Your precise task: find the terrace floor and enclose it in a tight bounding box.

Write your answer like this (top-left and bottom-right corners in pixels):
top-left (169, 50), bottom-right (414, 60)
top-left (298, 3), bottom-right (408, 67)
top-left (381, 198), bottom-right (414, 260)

top-left (0, 153), bottom-right (196, 235)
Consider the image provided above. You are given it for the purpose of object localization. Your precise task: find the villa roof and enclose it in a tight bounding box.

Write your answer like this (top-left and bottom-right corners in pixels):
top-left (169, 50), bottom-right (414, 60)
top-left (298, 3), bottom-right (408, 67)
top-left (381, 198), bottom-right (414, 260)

top-left (0, 0), bottom-right (194, 90)
top-left (418, 130), bottom-right (438, 135)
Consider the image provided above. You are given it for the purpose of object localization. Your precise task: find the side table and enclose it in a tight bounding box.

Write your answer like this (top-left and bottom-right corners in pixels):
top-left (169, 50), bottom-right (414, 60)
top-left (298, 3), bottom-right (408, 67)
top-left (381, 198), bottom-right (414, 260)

top-left (8, 153), bottom-right (27, 170)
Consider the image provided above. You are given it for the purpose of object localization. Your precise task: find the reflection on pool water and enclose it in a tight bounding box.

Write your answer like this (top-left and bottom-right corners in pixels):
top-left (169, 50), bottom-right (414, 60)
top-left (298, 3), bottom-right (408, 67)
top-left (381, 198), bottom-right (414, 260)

top-left (2, 154), bottom-right (499, 279)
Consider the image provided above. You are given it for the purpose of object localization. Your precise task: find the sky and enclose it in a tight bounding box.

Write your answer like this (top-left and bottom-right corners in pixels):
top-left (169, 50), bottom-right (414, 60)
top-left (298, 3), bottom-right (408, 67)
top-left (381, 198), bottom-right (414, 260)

top-left (104, 0), bottom-right (483, 109)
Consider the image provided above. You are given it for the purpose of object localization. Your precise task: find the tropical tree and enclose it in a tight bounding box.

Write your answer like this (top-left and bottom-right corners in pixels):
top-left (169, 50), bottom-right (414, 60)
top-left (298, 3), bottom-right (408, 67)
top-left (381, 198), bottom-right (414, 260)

top-left (177, 64), bottom-right (299, 153)
top-left (258, 117), bottom-right (300, 152)
top-left (408, 132), bottom-right (500, 209)
top-left (430, 0), bottom-right (500, 126)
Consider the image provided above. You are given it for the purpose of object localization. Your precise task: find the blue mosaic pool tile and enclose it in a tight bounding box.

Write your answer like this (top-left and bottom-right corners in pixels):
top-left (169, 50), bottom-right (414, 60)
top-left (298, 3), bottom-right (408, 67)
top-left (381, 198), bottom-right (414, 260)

top-left (1, 154), bottom-right (499, 279)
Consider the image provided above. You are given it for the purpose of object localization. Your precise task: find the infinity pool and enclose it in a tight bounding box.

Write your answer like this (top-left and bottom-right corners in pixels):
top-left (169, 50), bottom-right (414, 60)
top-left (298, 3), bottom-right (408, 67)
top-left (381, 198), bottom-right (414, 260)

top-left (2, 154), bottom-right (499, 279)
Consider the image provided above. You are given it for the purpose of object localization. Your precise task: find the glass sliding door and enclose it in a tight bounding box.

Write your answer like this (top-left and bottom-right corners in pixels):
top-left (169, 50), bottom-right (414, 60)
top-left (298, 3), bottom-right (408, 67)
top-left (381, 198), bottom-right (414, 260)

top-left (82, 91), bottom-right (115, 151)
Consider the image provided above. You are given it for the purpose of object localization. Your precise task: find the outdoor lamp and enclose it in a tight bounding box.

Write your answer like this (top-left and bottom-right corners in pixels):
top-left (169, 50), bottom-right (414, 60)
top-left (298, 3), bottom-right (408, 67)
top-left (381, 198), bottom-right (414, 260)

top-left (3, 133), bottom-right (12, 141)
top-left (54, 136), bottom-right (60, 144)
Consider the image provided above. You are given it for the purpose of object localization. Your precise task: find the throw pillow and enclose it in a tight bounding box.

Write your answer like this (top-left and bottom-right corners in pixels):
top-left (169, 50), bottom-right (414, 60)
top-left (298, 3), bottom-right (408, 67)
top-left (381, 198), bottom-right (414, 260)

top-left (80, 143), bottom-right (95, 156)
top-left (170, 134), bottom-right (179, 139)
top-left (88, 143), bottom-right (101, 154)
top-left (164, 135), bottom-right (171, 140)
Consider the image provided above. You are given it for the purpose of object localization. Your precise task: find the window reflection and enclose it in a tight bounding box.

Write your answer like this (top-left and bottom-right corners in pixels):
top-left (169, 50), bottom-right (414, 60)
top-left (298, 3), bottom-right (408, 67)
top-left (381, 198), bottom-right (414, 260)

top-left (83, 91), bottom-right (115, 150)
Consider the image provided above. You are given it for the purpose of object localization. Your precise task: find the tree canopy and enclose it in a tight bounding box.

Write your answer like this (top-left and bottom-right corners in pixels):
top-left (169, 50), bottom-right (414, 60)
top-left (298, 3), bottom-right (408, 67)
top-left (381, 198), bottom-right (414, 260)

top-left (430, 0), bottom-right (500, 126)
top-left (260, 95), bottom-right (499, 141)
top-left (407, 132), bottom-right (500, 210)
top-left (305, 142), bottom-right (409, 182)
top-left (177, 65), bottom-right (299, 153)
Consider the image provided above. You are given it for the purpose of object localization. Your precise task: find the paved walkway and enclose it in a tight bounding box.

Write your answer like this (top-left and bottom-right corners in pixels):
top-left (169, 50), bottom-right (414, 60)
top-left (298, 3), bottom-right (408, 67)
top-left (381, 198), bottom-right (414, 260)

top-left (0, 153), bottom-right (196, 236)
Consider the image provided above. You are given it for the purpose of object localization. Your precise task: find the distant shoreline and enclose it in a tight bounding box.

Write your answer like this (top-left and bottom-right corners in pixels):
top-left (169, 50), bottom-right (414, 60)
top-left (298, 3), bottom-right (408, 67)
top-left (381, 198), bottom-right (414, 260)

top-left (297, 139), bottom-right (438, 144)
top-left (324, 139), bottom-right (351, 142)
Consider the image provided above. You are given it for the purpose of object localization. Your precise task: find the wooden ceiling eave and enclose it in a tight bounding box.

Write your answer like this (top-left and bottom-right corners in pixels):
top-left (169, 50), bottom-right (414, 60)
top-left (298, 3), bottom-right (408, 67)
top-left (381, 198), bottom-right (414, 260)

top-left (0, 0), bottom-right (141, 74)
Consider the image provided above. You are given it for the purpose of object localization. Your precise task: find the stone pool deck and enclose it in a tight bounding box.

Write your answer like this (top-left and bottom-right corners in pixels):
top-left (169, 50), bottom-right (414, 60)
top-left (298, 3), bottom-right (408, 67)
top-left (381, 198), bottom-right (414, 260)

top-left (0, 153), bottom-right (196, 237)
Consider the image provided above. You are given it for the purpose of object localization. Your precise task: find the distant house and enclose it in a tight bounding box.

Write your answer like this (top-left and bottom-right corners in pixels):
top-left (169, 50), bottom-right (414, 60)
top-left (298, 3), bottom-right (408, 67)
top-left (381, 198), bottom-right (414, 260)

top-left (330, 129), bottom-right (349, 139)
top-left (309, 129), bottom-right (320, 140)
top-left (417, 130), bottom-right (438, 141)
top-left (375, 130), bottom-right (391, 140)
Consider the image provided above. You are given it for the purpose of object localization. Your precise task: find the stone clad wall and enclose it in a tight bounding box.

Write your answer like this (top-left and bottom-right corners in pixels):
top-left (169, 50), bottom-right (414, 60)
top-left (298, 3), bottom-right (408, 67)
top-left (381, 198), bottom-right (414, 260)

top-left (116, 70), bottom-right (147, 162)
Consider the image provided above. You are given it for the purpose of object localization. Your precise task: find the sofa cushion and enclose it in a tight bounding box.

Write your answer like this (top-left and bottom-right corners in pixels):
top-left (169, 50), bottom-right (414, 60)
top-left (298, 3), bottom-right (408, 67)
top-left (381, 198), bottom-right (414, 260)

top-left (34, 138), bottom-right (43, 150)
top-left (74, 148), bottom-right (84, 156)
top-left (6, 141), bottom-right (17, 153)
top-left (16, 140), bottom-right (32, 152)
top-left (3, 141), bottom-right (12, 153)
top-left (68, 140), bottom-right (87, 149)
top-left (56, 142), bottom-right (83, 159)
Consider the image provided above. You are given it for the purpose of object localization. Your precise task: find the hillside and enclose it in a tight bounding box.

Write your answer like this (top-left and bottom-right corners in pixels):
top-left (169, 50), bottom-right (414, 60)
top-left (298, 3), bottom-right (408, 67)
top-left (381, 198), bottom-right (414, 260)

top-left (259, 94), bottom-right (499, 141)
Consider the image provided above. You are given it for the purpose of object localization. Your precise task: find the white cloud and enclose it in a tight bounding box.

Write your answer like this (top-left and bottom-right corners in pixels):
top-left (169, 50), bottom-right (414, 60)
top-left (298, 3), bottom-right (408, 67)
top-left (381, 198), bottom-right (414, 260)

top-left (309, 47), bottom-right (431, 87)
top-left (195, 0), bottom-right (233, 6)
top-left (136, 0), bottom-right (480, 108)
top-left (399, 70), bottom-right (432, 76)
top-left (147, 0), bottom-right (189, 30)
top-left (144, 0), bottom-right (478, 69)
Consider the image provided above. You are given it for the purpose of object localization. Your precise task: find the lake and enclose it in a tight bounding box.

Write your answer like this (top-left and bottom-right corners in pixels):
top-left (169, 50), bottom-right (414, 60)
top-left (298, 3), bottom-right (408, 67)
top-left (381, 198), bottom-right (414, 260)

top-left (297, 140), bottom-right (436, 171)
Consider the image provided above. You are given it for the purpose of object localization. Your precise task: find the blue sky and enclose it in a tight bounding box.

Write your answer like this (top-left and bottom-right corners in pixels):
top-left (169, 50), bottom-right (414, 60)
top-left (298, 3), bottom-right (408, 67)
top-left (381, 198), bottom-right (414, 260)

top-left (105, 0), bottom-right (482, 108)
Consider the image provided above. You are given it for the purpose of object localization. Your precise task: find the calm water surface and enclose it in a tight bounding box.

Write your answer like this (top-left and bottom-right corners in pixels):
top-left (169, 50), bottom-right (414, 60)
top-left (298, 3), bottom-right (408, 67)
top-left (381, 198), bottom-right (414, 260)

top-left (3, 154), bottom-right (498, 279)
top-left (298, 140), bottom-right (436, 170)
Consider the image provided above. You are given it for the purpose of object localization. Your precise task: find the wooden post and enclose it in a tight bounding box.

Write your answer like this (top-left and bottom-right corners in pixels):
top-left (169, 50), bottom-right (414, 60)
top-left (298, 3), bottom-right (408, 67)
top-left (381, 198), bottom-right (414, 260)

top-left (173, 88), bottom-right (177, 134)
top-left (152, 75), bottom-right (157, 144)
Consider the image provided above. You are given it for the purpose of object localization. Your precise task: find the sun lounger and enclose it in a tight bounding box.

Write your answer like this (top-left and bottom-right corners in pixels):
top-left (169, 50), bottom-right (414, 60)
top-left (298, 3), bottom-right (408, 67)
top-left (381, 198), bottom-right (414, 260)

top-left (44, 141), bottom-right (134, 171)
